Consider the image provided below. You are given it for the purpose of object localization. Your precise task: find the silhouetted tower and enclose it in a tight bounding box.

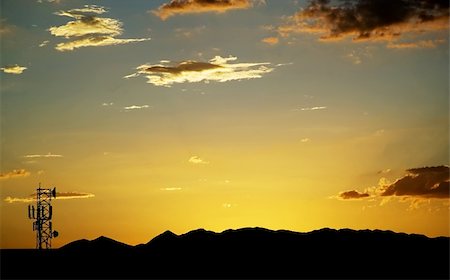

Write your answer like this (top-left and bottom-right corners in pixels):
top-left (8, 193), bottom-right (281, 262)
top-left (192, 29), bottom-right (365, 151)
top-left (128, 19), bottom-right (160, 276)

top-left (28, 184), bottom-right (58, 249)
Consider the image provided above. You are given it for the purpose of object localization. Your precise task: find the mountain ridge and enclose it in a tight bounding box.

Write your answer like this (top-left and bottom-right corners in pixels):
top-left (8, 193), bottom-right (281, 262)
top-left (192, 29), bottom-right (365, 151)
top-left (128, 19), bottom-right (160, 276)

top-left (63, 226), bottom-right (444, 248)
top-left (1, 226), bottom-right (449, 279)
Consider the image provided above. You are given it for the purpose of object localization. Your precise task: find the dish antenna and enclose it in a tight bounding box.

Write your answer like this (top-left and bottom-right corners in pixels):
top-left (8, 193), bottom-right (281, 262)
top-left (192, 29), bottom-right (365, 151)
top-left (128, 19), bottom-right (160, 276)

top-left (28, 183), bottom-right (59, 249)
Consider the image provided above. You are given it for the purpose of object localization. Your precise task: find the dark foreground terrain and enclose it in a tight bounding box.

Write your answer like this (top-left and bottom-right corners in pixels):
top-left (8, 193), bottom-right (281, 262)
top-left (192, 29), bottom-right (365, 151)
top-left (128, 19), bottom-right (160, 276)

top-left (1, 227), bottom-right (449, 279)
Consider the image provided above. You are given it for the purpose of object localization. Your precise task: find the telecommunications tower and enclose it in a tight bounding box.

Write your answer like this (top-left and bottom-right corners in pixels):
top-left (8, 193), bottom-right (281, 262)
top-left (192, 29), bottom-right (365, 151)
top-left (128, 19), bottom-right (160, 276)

top-left (28, 184), bottom-right (59, 249)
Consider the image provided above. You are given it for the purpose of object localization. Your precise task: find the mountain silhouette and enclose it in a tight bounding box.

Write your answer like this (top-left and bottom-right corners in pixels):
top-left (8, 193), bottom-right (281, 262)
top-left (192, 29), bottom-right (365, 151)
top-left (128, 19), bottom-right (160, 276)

top-left (60, 235), bottom-right (132, 252)
top-left (1, 227), bottom-right (449, 279)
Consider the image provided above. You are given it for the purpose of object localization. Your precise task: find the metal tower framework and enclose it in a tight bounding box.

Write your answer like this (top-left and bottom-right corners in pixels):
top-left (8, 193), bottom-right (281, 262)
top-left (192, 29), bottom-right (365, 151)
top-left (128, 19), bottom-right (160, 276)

top-left (28, 184), bottom-right (58, 249)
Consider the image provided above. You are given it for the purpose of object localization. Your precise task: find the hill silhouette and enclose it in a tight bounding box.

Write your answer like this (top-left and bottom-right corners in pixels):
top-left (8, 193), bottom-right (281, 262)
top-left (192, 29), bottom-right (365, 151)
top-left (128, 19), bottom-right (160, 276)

top-left (1, 227), bottom-right (449, 279)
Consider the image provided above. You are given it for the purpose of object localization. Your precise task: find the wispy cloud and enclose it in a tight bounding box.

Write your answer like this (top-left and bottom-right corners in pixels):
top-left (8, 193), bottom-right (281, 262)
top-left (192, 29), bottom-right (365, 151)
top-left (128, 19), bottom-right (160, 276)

top-left (160, 187), bottom-right (182, 191)
top-left (300, 138), bottom-right (310, 143)
top-left (124, 55), bottom-right (274, 87)
top-left (37, 0), bottom-right (62, 3)
top-left (377, 169), bottom-right (392, 174)
top-left (102, 102), bottom-right (114, 106)
top-left (189, 156), bottom-right (209, 165)
top-left (152, 0), bottom-right (261, 20)
top-left (294, 106), bottom-right (327, 111)
top-left (4, 197), bottom-right (34, 203)
top-left (276, 0), bottom-right (448, 48)
top-left (4, 191), bottom-right (95, 203)
top-left (39, 40), bottom-right (50, 47)
top-left (55, 192), bottom-right (95, 200)
top-left (175, 25), bottom-right (207, 38)
top-left (49, 5), bottom-right (150, 51)
top-left (387, 39), bottom-right (446, 49)
top-left (23, 153), bottom-right (63, 158)
top-left (261, 36), bottom-right (279, 45)
top-left (0, 169), bottom-right (30, 180)
top-left (55, 36), bottom-right (150, 51)
top-left (123, 105), bottom-right (150, 110)
top-left (1, 65), bottom-right (27, 74)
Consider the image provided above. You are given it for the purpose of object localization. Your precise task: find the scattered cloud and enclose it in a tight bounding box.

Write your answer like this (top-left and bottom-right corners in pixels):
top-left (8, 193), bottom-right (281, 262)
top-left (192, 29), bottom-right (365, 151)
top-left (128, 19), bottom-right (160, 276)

top-left (377, 168), bottom-right (392, 174)
top-left (49, 5), bottom-right (150, 51)
top-left (1, 65), bottom-right (27, 74)
top-left (346, 51), bottom-right (362, 64)
top-left (300, 138), bottom-right (310, 143)
top-left (338, 190), bottom-right (370, 200)
top-left (0, 169), bottom-right (30, 180)
top-left (175, 25), bottom-right (207, 38)
top-left (4, 191), bottom-right (95, 203)
top-left (160, 187), bottom-right (182, 191)
top-left (374, 129), bottom-right (385, 136)
top-left (39, 40), bottom-right (50, 47)
top-left (380, 166), bottom-right (449, 199)
top-left (102, 102), bottom-right (114, 106)
top-left (189, 156), bottom-right (209, 164)
top-left (345, 46), bottom-right (373, 65)
top-left (152, 0), bottom-right (261, 20)
top-left (24, 153), bottom-right (63, 158)
top-left (123, 105), bottom-right (150, 110)
top-left (276, 0), bottom-right (449, 48)
top-left (0, 19), bottom-right (14, 36)
top-left (387, 39), bottom-right (446, 49)
top-left (125, 55), bottom-right (274, 87)
top-left (262, 36), bottom-right (279, 45)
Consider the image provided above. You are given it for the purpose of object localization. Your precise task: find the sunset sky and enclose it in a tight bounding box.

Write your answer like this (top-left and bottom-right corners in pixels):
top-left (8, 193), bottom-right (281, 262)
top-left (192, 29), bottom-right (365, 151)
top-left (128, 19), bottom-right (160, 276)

top-left (1, 0), bottom-right (449, 249)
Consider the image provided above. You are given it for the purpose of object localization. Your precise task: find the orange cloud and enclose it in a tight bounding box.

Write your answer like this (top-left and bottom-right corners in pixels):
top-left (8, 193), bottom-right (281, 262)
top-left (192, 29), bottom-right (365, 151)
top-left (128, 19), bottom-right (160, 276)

top-left (0, 169), bottom-right (30, 180)
top-left (277, 0), bottom-right (449, 46)
top-left (152, 0), bottom-right (257, 20)
top-left (261, 36), bottom-right (279, 45)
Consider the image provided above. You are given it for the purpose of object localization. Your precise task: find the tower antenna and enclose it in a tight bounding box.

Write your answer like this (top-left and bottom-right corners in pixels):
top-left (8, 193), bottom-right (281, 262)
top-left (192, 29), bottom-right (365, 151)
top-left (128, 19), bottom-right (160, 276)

top-left (28, 183), bottom-right (59, 249)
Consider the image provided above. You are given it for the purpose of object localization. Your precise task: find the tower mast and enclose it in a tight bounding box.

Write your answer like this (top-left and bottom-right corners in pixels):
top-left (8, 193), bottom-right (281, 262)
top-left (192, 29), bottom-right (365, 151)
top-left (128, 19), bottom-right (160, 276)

top-left (28, 183), bottom-right (58, 249)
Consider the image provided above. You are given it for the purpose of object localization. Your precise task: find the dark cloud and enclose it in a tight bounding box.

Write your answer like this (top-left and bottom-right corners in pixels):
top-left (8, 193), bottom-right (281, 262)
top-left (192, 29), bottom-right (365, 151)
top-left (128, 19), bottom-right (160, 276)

top-left (338, 190), bottom-right (370, 200)
top-left (145, 61), bottom-right (222, 74)
top-left (380, 166), bottom-right (449, 198)
top-left (278, 0), bottom-right (449, 43)
top-left (152, 0), bottom-right (257, 20)
top-left (124, 55), bottom-right (274, 87)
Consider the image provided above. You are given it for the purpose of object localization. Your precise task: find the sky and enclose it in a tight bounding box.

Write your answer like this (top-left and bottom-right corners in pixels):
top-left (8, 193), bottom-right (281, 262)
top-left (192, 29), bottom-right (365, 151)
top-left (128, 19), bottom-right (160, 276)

top-left (0, 0), bottom-right (449, 249)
